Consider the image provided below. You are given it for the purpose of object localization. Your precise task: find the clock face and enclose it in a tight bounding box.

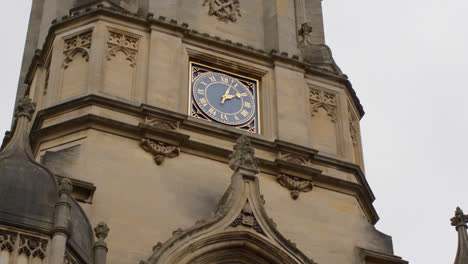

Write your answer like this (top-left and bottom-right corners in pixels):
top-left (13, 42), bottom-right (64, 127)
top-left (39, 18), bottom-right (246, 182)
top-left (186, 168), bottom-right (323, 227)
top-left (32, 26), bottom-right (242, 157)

top-left (193, 72), bottom-right (255, 126)
top-left (190, 63), bottom-right (260, 133)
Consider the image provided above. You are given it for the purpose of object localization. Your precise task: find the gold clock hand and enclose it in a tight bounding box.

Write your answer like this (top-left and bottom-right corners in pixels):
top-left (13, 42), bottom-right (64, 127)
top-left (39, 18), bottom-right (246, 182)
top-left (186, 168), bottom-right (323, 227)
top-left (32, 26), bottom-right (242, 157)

top-left (221, 80), bottom-right (234, 104)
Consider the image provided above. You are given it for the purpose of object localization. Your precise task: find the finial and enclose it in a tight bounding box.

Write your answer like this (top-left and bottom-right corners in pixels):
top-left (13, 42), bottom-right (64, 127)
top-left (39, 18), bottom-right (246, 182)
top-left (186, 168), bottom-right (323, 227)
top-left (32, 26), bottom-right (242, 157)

top-left (94, 222), bottom-right (110, 241)
top-left (452, 207), bottom-right (468, 229)
top-left (58, 178), bottom-right (73, 195)
top-left (14, 97), bottom-right (36, 120)
top-left (229, 135), bottom-right (258, 173)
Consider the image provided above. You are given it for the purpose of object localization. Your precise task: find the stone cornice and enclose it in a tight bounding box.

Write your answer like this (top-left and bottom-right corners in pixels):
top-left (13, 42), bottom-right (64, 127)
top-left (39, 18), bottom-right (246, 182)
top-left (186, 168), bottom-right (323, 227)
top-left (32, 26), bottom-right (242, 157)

top-left (359, 248), bottom-right (408, 264)
top-left (30, 95), bottom-right (379, 224)
top-left (23, 5), bottom-right (365, 118)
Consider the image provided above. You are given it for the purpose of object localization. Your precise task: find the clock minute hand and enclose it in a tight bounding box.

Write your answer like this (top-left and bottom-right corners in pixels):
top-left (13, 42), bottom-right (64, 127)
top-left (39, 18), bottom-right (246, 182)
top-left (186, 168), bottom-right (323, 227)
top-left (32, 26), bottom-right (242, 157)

top-left (221, 80), bottom-right (234, 104)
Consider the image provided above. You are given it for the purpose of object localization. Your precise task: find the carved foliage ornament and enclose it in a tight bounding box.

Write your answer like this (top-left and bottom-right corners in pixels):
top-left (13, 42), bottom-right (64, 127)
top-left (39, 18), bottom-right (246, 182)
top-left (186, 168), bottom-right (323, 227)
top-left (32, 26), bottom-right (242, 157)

top-left (141, 139), bottom-right (179, 166)
top-left (277, 174), bottom-right (313, 200)
top-left (203, 0), bottom-right (241, 23)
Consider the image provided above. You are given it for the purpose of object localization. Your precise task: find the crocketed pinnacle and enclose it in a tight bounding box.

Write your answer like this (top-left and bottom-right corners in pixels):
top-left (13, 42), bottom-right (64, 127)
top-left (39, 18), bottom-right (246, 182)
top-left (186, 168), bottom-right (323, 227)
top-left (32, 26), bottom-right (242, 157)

top-left (451, 207), bottom-right (468, 264)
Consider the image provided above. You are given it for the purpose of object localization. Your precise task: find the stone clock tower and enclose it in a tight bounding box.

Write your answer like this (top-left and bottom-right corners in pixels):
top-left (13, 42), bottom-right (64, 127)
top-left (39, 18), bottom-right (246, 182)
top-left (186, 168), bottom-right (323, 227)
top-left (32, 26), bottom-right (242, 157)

top-left (0, 1), bottom-right (408, 264)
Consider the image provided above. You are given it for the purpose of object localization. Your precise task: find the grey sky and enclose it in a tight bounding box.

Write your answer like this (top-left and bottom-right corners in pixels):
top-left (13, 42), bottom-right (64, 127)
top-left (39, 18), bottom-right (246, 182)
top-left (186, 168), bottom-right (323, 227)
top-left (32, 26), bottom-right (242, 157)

top-left (0, 1), bottom-right (466, 263)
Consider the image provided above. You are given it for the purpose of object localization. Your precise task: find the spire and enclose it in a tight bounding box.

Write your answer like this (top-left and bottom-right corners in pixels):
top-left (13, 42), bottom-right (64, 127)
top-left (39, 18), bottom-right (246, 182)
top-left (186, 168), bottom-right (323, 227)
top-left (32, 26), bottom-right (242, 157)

top-left (228, 135), bottom-right (259, 174)
top-left (451, 207), bottom-right (468, 264)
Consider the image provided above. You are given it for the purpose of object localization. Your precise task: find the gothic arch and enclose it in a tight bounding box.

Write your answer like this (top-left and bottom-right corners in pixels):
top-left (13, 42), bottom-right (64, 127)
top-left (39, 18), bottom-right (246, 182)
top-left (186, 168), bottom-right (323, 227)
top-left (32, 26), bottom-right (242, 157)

top-left (106, 46), bottom-right (136, 67)
top-left (63, 47), bottom-right (90, 69)
top-left (163, 232), bottom-right (304, 264)
top-left (142, 137), bottom-right (316, 264)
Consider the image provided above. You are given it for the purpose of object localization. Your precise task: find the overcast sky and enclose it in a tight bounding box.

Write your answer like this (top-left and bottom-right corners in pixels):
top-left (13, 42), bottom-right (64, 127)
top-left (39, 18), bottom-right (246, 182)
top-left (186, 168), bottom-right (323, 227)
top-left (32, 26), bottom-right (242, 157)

top-left (0, 1), bottom-right (467, 263)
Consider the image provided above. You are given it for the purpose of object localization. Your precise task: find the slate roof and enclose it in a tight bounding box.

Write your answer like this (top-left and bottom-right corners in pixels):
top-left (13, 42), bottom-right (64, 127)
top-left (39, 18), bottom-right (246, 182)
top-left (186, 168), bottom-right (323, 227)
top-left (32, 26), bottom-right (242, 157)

top-left (0, 98), bottom-right (94, 264)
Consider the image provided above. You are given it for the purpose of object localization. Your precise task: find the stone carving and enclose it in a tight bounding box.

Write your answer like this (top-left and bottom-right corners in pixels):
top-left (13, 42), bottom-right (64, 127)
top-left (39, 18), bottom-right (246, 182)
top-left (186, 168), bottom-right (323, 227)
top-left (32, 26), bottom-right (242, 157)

top-left (17, 234), bottom-right (48, 259)
top-left (0, 230), bottom-right (48, 262)
top-left (309, 87), bottom-right (337, 123)
top-left (107, 30), bottom-right (139, 67)
top-left (58, 178), bottom-right (73, 196)
top-left (451, 207), bottom-right (468, 264)
top-left (298, 22), bottom-right (313, 45)
top-left (94, 222), bottom-right (110, 241)
top-left (229, 135), bottom-right (258, 173)
top-left (144, 116), bottom-right (179, 130)
top-left (0, 230), bottom-right (16, 252)
top-left (203, 0), bottom-right (241, 23)
top-left (15, 97), bottom-right (36, 120)
top-left (279, 152), bottom-right (311, 167)
top-left (63, 31), bottom-right (92, 68)
top-left (231, 201), bottom-right (264, 235)
top-left (152, 242), bottom-right (162, 253)
top-left (277, 174), bottom-right (313, 200)
top-left (141, 139), bottom-right (179, 165)
top-left (172, 228), bottom-right (184, 237)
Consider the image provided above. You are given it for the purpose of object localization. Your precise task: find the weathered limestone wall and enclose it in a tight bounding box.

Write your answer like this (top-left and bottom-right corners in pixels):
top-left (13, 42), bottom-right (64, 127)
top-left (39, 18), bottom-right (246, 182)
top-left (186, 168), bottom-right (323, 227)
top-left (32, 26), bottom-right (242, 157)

top-left (35, 129), bottom-right (390, 264)
top-left (13, 1), bottom-right (394, 263)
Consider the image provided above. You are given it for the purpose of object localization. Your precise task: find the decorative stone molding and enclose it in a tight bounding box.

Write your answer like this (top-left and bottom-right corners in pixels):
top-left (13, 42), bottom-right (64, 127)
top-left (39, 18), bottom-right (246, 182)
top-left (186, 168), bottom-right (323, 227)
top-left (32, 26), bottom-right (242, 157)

top-left (63, 30), bottom-right (92, 69)
top-left (106, 29), bottom-right (139, 67)
top-left (309, 87), bottom-right (337, 123)
top-left (231, 201), bottom-right (264, 235)
top-left (277, 174), bottom-right (313, 200)
top-left (229, 135), bottom-right (258, 173)
top-left (202, 0), bottom-right (241, 23)
top-left (141, 139), bottom-right (179, 165)
top-left (144, 116), bottom-right (179, 130)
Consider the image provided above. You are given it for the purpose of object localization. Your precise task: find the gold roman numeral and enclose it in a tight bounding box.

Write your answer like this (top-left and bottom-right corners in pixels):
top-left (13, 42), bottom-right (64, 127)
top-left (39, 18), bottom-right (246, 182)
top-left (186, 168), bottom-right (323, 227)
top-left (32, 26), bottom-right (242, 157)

top-left (201, 81), bottom-right (207, 86)
top-left (197, 89), bottom-right (204, 95)
top-left (208, 108), bottom-right (216, 116)
top-left (244, 102), bottom-right (251, 108)
top-left (241, 110), bottom-right (249, 117)
top-left (221, 114), bottom-right (228, 120)
top-left (200, 98), bottom-right (207, 107)
top-left (209, 76), bottom-right (216, 82)
top-left (220, 77), bottom-right (229, 83)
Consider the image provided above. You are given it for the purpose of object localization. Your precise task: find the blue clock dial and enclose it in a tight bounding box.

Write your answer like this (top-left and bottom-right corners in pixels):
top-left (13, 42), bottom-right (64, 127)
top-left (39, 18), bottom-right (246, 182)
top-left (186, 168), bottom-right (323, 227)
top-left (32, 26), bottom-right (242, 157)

top-left (193, 72), bottom-right (256, 126)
